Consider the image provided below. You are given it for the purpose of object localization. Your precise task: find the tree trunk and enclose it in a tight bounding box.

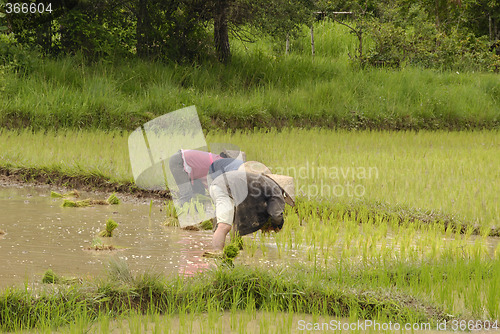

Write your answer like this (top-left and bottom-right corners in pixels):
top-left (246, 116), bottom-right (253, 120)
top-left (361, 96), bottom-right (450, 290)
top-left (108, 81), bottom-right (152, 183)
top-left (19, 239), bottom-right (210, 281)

top-left (286, 33), bottom-right (290, 55)
top-left (489, 13), bottom-right (493, 42)
top-left (214, 0), bottom-right (230, 64)
top-left (136, 0), bottom-right (152, 58)
top-left (435, 0), bottom-right (441, 29)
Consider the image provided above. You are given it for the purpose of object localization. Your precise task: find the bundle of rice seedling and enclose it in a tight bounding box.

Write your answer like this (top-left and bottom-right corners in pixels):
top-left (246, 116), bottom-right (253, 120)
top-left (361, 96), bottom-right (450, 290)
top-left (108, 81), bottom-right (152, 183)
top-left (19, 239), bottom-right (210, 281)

top-left (199, 219), bottom-right (214, 230)
top-left (221, 244), bottom-right (240, 266)
top-left (107, 193), bottom-right (120, 205)
top-left (223, 244), bottom-right (239, 259)
top-left (61, 199), bottom-right (91, 207)
top-left (87, 244), bottom-right (117, 251)
top-left (50, 191), bottom-right (63, 198)
top-left (98, 219), bottom-right (118, 237)
top-left (164, 217), bottom-right (179, 227)
top-left (165, 201), bottom-right (177, 218)
top-left (90, 199), bottom-right (110, 205)
top-left (42, 269), bottom-right (61, 284)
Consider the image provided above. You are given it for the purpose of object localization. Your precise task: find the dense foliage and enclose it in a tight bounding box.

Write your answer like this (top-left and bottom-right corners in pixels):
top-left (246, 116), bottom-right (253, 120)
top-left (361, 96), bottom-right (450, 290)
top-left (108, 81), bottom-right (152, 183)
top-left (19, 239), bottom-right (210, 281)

top-left (0, 0), bottom-right (312, 63)
top-left (0, 0), bottom-right (499, 69)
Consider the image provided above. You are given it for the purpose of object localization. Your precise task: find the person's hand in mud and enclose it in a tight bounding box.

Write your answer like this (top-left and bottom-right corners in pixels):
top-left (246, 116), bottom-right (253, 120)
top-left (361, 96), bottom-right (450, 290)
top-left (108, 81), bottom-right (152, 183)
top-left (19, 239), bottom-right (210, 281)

top-left (260, 215), bottom-right (284, 233)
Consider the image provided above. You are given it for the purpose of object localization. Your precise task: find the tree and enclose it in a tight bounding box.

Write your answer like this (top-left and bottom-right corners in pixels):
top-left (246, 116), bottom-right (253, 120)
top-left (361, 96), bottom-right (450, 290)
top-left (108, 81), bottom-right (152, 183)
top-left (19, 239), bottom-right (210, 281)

top-left (204, 0), bottom-right (314, 63)
top-left (213, 0), bottom-right (231, 63)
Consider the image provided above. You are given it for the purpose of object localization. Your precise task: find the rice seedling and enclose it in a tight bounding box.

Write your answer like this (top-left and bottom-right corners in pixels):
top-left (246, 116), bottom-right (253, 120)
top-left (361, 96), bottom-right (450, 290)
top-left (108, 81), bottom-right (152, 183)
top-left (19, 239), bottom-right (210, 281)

top-left (198, 219), bottom-right (214, 231)
top-left (87, 244), bottom-right (117, 251)
top-left (221, 244), bottom-right (240, 266)
top-left (41, 269), bottom-right (80, 285)
top-left (61, 197), bottom-right (117, 207)
top-left (98, 219), bottom-right (119, 237)
top-left (91, 199), bottom-right (112, 205)
top-left (163, 200), bottom-right (180, 227)
top-left (107, 192), bottom-right (120, 205)
top-left (164, 217), bottom-right (180, 227)
top-left (62, 199), bottom-right (91, 207)
top-left (42, 269), bottom-right (62, 284)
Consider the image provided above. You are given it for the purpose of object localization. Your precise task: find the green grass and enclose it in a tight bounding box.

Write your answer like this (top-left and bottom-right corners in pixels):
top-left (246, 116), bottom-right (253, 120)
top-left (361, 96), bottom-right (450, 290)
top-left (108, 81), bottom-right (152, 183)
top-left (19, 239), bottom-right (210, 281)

top-left (1, 252), bottom-right (498, 332)
top-left (1, 22), bottom-right (499, 131)
top-left (0, 260), bottom-right (455, 332)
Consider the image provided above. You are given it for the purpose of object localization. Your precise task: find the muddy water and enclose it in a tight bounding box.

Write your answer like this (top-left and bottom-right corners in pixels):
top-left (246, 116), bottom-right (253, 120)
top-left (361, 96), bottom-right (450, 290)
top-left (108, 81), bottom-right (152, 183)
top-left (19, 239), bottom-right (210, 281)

top-left (0, 186), bottom-right (214, 289)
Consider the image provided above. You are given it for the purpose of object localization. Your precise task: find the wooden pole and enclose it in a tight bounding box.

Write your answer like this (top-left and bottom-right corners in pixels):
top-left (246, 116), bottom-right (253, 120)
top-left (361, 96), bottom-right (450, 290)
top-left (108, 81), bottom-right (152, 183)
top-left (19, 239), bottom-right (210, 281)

top-left (310, 25), bottom-right (315, 57)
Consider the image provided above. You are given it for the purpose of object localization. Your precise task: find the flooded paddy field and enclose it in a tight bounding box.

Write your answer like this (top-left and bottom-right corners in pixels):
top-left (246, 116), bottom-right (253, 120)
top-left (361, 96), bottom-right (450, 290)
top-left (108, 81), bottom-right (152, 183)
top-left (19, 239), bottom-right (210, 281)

top-left (1, 183), bottom-right (500, 333)
top-left (0, 185), bottom-right (306, 289)
top-left (1, 185), bottom-right (499, 290)
top-left (0, 186), bottom-right (214, 289)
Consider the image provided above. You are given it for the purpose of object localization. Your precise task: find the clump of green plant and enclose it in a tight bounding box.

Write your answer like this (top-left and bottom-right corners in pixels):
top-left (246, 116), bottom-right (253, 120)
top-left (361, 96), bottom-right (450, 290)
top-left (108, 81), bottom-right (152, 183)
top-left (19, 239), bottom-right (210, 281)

top-left (199, 219), bottom-right (213, 230)
top-left (61, 198), bottom-right (113, 207)
top-left (62, 199), bottom-right (91, 207)
top-left (181, 218), bottom-right (215, 231)
top-left (87, 237), bottom-right (117, 251)
top-left (42, 269), bottom-right (61, 284)
top-left (223, 244), bottom-right (239, 259)
top-left (232, 234), bottom-right (243, 250)
top-left (107, 193), bottom-right (120, 205)
top-left (98, 219), bottom-right (118, 237)
top-left (163, 201), bottom-right (180, 227)
top-left (221, 243), bottom-right (240, 266)
top-left (166, 201), bottom-right (177, 218)
top-left (91, 199), bottom-right (110, 205)
top-left (164, 217), bottom-right (179, 227)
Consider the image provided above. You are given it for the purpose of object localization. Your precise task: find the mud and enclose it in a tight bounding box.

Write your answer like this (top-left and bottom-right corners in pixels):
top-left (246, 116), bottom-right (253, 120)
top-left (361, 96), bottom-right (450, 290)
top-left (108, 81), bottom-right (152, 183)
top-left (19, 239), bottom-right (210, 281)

top-left (0, 167), bottom-right (170, 200)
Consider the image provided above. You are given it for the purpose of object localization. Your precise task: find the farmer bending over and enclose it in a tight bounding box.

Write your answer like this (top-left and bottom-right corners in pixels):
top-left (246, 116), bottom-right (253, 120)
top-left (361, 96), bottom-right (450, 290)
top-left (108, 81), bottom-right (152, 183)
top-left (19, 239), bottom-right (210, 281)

top-left (207, 162), bottom-right (295, 253)
top-left (169, 149), bottom-right (226, 205)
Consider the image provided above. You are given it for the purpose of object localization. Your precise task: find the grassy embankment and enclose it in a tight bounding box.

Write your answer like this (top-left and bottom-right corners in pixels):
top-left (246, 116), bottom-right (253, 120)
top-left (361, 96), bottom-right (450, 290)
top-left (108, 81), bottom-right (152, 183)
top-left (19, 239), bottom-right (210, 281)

top-left (1, 22), bottom-right (499, 131)
top-left (0, 260), bottom-right (454, 333)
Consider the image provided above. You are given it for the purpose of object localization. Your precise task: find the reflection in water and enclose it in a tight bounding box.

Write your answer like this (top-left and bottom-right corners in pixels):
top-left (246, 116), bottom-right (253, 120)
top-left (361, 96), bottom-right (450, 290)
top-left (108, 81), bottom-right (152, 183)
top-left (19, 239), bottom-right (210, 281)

top-left (177, 235), bottom-right (211, 276)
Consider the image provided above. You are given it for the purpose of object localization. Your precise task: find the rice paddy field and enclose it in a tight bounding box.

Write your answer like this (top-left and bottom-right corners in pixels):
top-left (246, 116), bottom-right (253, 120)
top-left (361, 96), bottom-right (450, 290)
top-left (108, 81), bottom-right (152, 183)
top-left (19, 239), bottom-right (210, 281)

top-left (0, 129), bottom-right (498, 228)
top-left (1, 18), bottom-right (500, 334)
top-left (0, 128), bottom-right (499, 333)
